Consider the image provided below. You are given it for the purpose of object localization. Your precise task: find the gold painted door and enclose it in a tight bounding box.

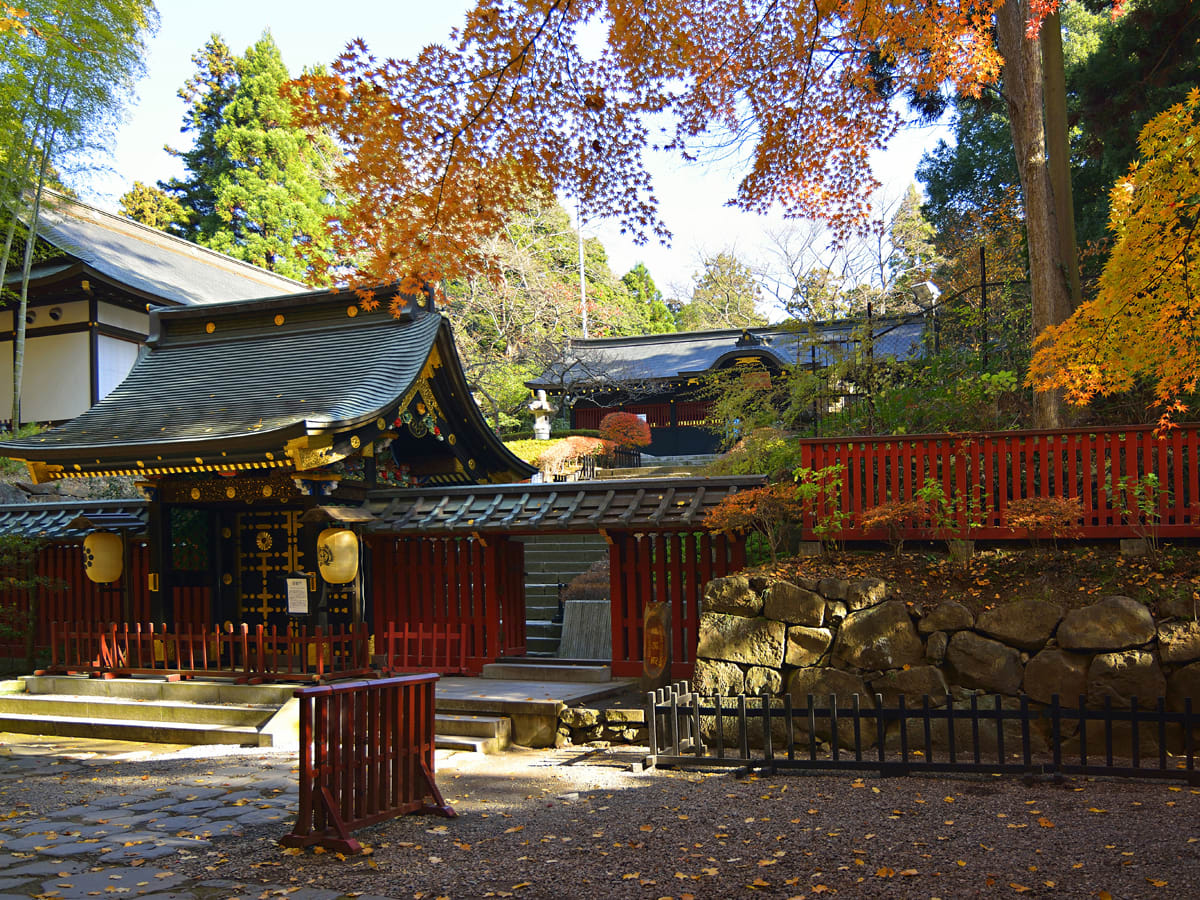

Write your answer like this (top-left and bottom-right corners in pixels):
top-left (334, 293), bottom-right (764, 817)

top-left (237, 509), bottom-right (304, 630)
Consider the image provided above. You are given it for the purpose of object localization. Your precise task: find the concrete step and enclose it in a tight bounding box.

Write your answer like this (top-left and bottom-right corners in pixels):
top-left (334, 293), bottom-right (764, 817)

top-left (525, 620), bottom-right (563, 639)
top-left (480, 662), bottom-right (611, 683)
top-left (20, 675), bottom-right (295, 706)
top-left (0, 693), bottom-right (275, 727)
top-left (3, 676), bottom-right (299, 748)
top-left (435, 712), bottom-right (510, 754)
top-left (0, 710), bottom-right (272, 746)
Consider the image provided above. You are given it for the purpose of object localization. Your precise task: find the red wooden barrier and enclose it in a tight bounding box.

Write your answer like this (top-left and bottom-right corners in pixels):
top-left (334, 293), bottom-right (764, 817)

top-left (608, 530), bottom-right (745, 680)
top-left (42, 621), bottom-right (373, 682)
top-left (797, 424), bottom-right (1200, 541)
top-left (281, 673), bottom-right (453, 853)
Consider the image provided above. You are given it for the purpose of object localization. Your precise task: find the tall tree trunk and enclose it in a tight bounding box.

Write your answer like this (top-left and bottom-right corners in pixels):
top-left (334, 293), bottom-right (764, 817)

top-left (996, 0), bottom-right (1076, 429)
top-left (1040, 12), bottom-right (1081, 312)
top-left (12, 141), bottom-right (54, 427)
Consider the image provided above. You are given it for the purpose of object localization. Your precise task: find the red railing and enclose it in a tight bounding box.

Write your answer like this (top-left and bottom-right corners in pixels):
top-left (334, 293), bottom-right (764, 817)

top-left (281, 674), bottom-right (453, 853)
top-left (42, 621), bottom-right (373, 682)
top-left (797, 423), bottom-right (1200, 541)
top-left (381, 621), bottom-right (469, 674)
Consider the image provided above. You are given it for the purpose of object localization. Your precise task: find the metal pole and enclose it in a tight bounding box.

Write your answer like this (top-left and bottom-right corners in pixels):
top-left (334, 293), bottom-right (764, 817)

top-left (980, 244), bottom-right (988, 368)
top-left (866, 301), bottom-right (875, 434)
top-left (810, 344), bottom-right (818, 437)
top-left (578, 203), bottom-right (588, 339)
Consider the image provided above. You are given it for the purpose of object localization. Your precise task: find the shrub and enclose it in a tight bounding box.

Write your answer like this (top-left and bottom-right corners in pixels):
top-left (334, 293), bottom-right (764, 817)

top-left (1004, 496), bottom-right (1083, 551)
top-left (859, 499), bottom-right (932, 556)
top-left (536, 435), bottom-right (612, 476)
top-left (704, 483), bottom-right (805, 564)
top-left (562, 558), bottom-right (610, 604)
top-left (704, 427), bottom-right (803, 482)
top-left (598, 412), bottom-right (651, 449)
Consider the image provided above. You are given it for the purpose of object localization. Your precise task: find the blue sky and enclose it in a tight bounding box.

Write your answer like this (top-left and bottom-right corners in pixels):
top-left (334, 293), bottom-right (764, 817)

top-left (90, 0), bottom-right (948, 303)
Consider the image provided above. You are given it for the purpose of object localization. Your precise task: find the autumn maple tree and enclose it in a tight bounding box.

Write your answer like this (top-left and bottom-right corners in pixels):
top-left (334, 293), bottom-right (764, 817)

top-left (291, 1), bottom-right (1001, 304)
top-left (1028, 88), bottom-right (1200, 427)
top-left (598, 412), bottom-right (650, 450)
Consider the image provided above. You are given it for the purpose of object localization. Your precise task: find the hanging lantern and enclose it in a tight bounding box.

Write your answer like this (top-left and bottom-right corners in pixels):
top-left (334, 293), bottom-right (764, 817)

top-left (83, 531), bottom-right (124, 583)
top-left (317, 528), bottom-right (359, 584)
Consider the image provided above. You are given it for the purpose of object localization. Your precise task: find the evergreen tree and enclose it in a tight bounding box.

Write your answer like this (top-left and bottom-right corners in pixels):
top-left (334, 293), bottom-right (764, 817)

top-left (127, 33), bottom-right (338, 283)
top-left (118, 180), bottom-right (185, 231)
top-left (678, 251), bottom-right (767, 331)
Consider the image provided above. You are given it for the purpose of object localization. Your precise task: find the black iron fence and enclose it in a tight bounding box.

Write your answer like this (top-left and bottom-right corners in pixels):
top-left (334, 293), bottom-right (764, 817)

top-left (643, 682), bottom-right (1200, 785)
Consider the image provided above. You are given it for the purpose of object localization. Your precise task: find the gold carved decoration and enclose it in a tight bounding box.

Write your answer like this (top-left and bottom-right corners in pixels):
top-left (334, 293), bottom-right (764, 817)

top-left (190, 487), bottom-right (201, 500)
top-left (205, 322), bottom-right (215, 333)
top-left (274, 314), bottom-right (285, 326)
top-left (256, 531), bottom-right (273, 551)
top-left (350, 435), bottom-right (361, 449)
top-left (347, 306), bottom-right (358, 318)
top-left (225, 486), bottom-right (236, 499)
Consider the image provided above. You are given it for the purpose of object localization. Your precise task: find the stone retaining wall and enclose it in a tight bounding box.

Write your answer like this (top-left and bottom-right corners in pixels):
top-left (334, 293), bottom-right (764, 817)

top-left (695, 573), bottom-right (1200, 730)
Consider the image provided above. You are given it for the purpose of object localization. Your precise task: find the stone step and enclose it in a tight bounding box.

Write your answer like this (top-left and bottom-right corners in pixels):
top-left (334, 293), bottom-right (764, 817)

top-left (525, 620), bottom-right (563, 639)
top-left (435, 712), bottom-right (510, 754)
top-left (0, 710), bottom-right (272, 746)
top-left (525, 635), bottom-right (561, 656)
top-left (20, 674), bottom-right (295, 706)
top-left (0, 693), bottom-right (276, 728)
top-left (480, 661), bottom-right (611, 683)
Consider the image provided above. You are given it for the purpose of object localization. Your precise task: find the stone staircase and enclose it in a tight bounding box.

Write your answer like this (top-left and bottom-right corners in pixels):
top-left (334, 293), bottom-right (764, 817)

top-left (0, 676), bottom-right (513, 755)
top-left (521, 534), bottom-right (610, 657)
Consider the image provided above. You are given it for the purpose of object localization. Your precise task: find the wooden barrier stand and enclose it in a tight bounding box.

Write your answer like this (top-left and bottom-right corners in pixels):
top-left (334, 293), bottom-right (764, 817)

top-left (282, 674), bottom-right (454, 853)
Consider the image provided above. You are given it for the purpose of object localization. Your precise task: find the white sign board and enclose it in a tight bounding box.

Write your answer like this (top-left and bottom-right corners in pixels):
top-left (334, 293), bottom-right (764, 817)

top-left (286, 577), bottom-right (309, 615)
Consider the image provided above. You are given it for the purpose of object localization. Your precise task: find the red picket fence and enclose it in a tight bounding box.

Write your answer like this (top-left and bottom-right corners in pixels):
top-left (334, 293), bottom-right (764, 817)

top-left (797, 424), bottom-right (1200, 541)
top-left (608, 530), bottom-right (746, 679)
top-left (381, 621), bottom-right (469, 674)
top-left (281, 674), bottom-right (453, 853)
top-left (42, 621), bottom-right (373, 682)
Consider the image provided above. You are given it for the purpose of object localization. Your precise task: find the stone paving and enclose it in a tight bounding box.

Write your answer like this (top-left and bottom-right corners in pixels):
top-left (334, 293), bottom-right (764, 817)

top-left (0, 736), bottom-right (384, 900)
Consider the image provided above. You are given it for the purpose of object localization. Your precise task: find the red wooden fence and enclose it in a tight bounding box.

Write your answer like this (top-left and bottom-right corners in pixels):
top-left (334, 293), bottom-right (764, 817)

top-left (797, 423), bottom-right (1200, 541)
top-left (43, 621), bottom-right (373, 682)
top-left (381, 621), bottom-right (469, 674)
top-left (369, 535), bottom-right (525, 674)
top-left (0, 542), bottom-right (152, 657)
top-left (281, 673), bottom-right (453, 853)
top-left (608, 530), bottom-right (746, 679)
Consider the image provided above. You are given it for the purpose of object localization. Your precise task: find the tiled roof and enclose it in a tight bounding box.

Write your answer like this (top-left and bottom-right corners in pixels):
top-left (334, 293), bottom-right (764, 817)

top-left (367, 476), bottom-right (767, 534)
top-left (21, 192), bottom-right (308, 305)
top-left (527, 319), bottom-right (926, 389)
top-left (1, 291), bottom-right (442, 459)
top-left (0, 499), bottom-right (148, 539)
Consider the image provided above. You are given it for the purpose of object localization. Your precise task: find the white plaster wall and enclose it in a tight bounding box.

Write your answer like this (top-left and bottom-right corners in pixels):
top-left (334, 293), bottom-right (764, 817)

top-left (24, 299), bottom-right (89, 328)
top-left (19, 331), bottom-right (90, 423)
top-left (97, 303), bottom-right (150, 334)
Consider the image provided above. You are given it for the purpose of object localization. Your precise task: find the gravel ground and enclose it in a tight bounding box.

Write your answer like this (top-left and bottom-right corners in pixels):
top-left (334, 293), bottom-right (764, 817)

top-left (3, 738), bottom-right (1200, 899)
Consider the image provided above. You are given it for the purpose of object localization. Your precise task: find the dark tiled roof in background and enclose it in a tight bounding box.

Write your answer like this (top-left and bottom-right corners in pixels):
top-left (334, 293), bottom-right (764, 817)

top-left (367, 476), bottom-right (767, 534)
top-left (0, 297), bottom-right (444, 458)
top-left (0, 499), bottom-right (148, 539)
top-left (22, 192), bottom-right (307, 305)
top-left (527, 318), bottom-right (927, 389)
